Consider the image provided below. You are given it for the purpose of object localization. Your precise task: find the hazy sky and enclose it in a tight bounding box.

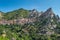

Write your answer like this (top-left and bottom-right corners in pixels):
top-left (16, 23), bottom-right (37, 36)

top-left (0, 0), bottom-right (60, 16)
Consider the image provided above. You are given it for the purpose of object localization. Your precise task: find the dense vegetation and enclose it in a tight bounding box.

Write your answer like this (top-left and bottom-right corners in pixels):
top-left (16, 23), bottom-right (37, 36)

top-left (0, 24), bottom-right (60, 40)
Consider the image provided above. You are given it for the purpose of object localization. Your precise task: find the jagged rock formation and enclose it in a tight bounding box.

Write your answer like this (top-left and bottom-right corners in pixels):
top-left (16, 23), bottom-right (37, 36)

top-left (29, 9), bottom-right (39, 18)
top-left (33, 8), bottom-right (60, 35)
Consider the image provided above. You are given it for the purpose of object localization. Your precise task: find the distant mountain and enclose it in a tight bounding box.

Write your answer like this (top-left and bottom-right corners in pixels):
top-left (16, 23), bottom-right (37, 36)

top-left (0, 8), bottom-right (60, 34)
top-left (0, 8), bottom-right (60, 40)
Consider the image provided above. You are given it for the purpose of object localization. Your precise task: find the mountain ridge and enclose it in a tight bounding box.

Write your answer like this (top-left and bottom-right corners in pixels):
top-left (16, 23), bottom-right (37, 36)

top-left (0, 8), bottom-right (60, 40)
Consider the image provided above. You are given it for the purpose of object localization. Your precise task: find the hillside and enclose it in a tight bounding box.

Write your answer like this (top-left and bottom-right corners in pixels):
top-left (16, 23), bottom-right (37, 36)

top-left (0, 8), bottom-right (60, 40)
top-left (3, 8), bottom-right (29, 20)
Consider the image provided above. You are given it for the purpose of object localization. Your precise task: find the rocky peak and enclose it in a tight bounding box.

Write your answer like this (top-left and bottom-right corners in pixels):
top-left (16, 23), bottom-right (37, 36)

top-left (29, 9), bottom-right (39, 18)
top-left (40, 8), bottom-right (55, 19)
top-left (44, 8), bottom-right (54, 15)
top-left (32, 9), bottom-right (37, 12)
top-left (46, 8), bottom-right (52, 12)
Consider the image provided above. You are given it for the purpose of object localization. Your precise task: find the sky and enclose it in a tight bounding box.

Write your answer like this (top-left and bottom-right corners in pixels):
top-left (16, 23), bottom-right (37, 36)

top-left (0, 0), bottom-right (60, 16)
